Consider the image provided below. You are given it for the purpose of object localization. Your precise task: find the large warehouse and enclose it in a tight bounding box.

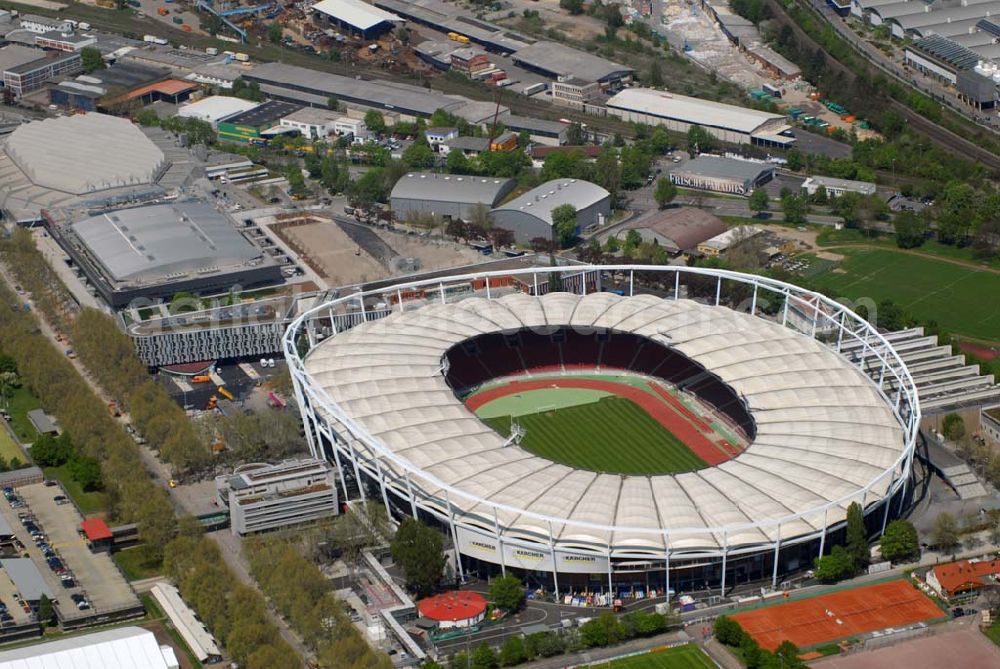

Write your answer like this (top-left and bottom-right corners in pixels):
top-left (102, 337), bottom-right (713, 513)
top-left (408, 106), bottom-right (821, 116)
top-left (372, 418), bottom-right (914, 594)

top-left (669, 155), bottom-right (774, 195)
top-left (311, 0), bottom-right (402, 39)
top-left (617, 207), bottom-right (728, 255)
top-left (0, 626), bottom-right (178, 669)
top-left (490, 179), bottom-right (610, 243)
top-left (390, 172), bottom-right (517, 222)
top-left (176, 95), bottom-right (261, 126)
top-left (510, 41), bottom-right (634, 90)
top-left (286, 267), bottom-right (918, 594)
top-left (606, 88), bottom-right (794, 147)
top-left (0, 113), bottom-right (169, 223)
top-left (58, 202), bottom-right (282, 307)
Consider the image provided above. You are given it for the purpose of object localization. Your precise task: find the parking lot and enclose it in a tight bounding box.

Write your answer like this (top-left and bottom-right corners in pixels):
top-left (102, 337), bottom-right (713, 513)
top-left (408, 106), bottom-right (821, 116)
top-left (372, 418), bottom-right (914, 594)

top-left (3, 484), bottom-right (139, 623)
top-left (159, 359), bottom-right (285, 412)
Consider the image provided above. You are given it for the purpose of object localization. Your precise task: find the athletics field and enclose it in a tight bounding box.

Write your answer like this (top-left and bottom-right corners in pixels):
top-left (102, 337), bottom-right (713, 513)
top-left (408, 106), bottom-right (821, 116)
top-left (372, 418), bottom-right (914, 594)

top-left (466, 376), bottom-right (742, 475)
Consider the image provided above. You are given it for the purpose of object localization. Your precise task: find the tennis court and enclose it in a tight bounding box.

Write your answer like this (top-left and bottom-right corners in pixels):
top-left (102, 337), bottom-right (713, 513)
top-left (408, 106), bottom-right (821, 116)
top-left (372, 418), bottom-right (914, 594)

top-left (731, 580), bottom-right (944, 651)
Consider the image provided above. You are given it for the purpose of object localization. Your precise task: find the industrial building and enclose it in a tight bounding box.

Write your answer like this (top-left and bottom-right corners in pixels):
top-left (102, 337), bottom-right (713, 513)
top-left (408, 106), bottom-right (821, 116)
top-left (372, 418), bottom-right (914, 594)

top-left (216, 99), bottom-right (302, 143)
top-left (372, 0), bottom-right (534, 54)
top-left (0, 558), bottom-right (53, 603)
top-left (744, 44), bottom-right (801, 81)
top-left (150, 583), bottom-right (222, 665)
top-left (279, 106), bottom-right (341, 139)
top-left (17, 13), bottom-right (73, 35)
top-left (511, 41), bottom-right (633, 90)
top-left (176, 95), bottom-right (260, 126)
top-left (0, 627), bottom-right (179, 669)
top-left (215, 459), bottom-right (339, 536)
top-left (903, 34), bottom-right (998, 110)
top-left (244, 62), bottom-right (507, 122)
top-left (668, 155), bottom-right (775, 195)
top-left (617, 207), bottom-right (728, 255)
top-left (0, 44), bottom-right (81, 97)
top-left (607, 88), bottom-right (794, 147)
top-left (50, 61), bottom-right (193, 112)
top-left (503, 115), bottom-right (569, 146)
top-left (802, 175), bottom-right (877, 198)
top-left (551, 78), bottom-right (603, 110)
top-left (0, 113), bottom-right (170, 222)
top-left (311, 0), bottom-right (402, 39)
top-left (57, 202), bottom-right (282, 308)
top-left (33, 30), bottom-right (96, 52)
top-left (697, 225), bottom-right (763, 257)
top-left (390, 172), bottom-right (517, 222)
top-left (490, 179), bottom-right (611, 242)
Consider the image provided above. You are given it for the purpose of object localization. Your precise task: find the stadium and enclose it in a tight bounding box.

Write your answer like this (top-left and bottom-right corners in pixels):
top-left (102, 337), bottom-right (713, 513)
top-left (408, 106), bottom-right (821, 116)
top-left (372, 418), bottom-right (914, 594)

top-left (284, 266), bottom-right (919, 596)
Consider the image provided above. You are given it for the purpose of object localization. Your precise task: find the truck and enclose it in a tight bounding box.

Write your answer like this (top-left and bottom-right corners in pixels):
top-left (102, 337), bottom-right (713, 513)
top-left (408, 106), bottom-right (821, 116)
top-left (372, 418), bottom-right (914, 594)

top-left (234, 52), bottom-right (249, 62)
top-left (191, 375), bottom-right (211, 383)
top-left (217, 386), bottom-right (234, 401)
top-left (144, 34), bottom-right (168, 44)
top-left (172, 16), bottom-right (183, 24)
top-left (206, 46), bottom-right (218, 55)
top-left (157, 7), bottom-right (168, 15)
top-left (78, 22), bottom-right (91, 30)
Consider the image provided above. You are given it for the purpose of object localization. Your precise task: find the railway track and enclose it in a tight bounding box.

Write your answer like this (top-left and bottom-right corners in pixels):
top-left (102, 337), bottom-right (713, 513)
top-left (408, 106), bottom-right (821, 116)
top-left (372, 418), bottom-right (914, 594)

top-left (890, 100), bottom-right (1000, 171)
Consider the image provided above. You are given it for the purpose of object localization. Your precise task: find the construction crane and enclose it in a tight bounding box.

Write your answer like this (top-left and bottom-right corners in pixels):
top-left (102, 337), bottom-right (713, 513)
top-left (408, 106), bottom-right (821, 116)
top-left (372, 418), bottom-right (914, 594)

top-left (487, 86), bottom-right (504, 151)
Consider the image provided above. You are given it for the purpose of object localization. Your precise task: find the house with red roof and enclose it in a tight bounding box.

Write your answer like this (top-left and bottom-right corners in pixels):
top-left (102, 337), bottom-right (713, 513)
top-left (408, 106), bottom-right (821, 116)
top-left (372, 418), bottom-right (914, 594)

top-left (926, 558), bottom-right (1000, 599)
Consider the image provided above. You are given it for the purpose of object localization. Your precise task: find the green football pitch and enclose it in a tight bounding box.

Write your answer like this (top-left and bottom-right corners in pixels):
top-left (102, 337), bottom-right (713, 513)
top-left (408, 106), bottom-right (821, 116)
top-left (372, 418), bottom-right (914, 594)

top-left (584, 645), bottom-right (715, 668)
top-left (482, 396), bottom-right (706, 475)
top-left (809, 248), bottom-right (1000, 342)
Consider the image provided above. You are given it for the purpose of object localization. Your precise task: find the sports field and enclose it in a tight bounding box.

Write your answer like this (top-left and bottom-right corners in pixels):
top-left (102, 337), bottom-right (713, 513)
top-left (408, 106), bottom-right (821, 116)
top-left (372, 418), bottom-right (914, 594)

top-left (483, 396), bottom-right (707, 474)
top-left (730, 579), bottom-right (945, 651)
top-left (584, 645), bottom-right (715, 668)
top-left (809, 248), bottom-right (1000, 342)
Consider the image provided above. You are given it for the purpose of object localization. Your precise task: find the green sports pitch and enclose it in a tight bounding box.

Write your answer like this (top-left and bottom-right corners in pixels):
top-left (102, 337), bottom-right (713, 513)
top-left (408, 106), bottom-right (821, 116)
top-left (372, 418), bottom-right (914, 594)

top-left (584, 645), bottom-right (715, 668)
top-left (480, 395), bottom-right (706, 475)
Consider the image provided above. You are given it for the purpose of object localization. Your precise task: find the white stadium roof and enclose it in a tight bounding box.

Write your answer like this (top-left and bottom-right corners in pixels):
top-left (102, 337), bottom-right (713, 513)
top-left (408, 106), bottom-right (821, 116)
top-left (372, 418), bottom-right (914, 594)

top-left (303, 291), bottom-right (905, 552)
top-left (0, 627), bottom-right (178, 669)
top-left (3, 113), bottom-right (166, 196)
top-left (607, 88), bottom-right (785, 135)
top-left (311, 0), bottom-right (401, 30)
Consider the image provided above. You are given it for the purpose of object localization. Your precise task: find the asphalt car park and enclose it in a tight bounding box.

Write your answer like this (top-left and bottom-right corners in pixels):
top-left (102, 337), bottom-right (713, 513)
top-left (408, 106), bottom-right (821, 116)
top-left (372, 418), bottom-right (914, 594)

top-left (12, 484), bottom-right (138, 619)
top-left (159, 358), bottom-right (286, 411)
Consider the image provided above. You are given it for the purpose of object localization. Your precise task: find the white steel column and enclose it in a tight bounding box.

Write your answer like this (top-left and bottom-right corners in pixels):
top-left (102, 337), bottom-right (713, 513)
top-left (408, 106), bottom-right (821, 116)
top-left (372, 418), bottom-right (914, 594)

top-left (547, 521), bottom-right (559, 597)
top-left (715, 276), bottom-right (721, 306)
top-left (818, 508), bottom-right (828, 559)
top-left (881, 476), bottom-right (893, 533)
top-left (445, 491), bottom-right (465, 582)
top-left (771, 524), bottom-right (781, 589)
top-left (673, 271), bottom-right (680, 300)
top-left (664, 532), bottom-right (671, 599)
top-left (607, 550), bottom-right (613, 594)
top-left (438, 282), bottom-right (446, 304)
top-left (781, 292), bottom-right (790, 327)
top-left (629, 270), bottom-right (634, 296)
top-left (720, 530), bottom-right (728, 596)
top-left (836, 311), bottom-right (847, 352)
top-left (348, 440), bottom-right (366, 505)
top-left (493, 508), bottom-right (506, 577)
top-left (404, 473), bottom-right (418, 518)
top-left (396, 288), bottom-right (403, 312)
top-left (750, 285), bottom-right (758, 316)
top-left (533, 273), bottom-right (539, 296)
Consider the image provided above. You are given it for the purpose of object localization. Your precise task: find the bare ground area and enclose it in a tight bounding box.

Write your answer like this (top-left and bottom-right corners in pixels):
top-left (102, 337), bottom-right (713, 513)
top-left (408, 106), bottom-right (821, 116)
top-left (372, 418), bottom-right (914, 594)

top-left (275, 218), bottom-right (483, 286)
top-left (760, 223), bottom-right (820, 249)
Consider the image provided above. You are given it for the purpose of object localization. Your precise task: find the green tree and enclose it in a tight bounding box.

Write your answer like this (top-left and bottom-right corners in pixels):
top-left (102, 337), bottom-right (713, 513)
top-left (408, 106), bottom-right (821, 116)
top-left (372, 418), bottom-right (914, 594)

top-left (785, 147), bottom-right (803, 171)
top-left (654, 177), bottom-right (677, 209)
top-left (931, 512), bottom-right (959, 553)
top-left (846, 501), bottom-right (868, 572)
top-left (365, 110), bottom-right (387, 135)
top-left (813, 545), bottom-right (855, 581)
top-left (559, 0), bottom-right (584, 14)
top-left (551, 204), bottom-right (578, 247)
top-left (781, 194), bottom-right (809, 224)
top-left (594, 146), bottom-right (622, 204)
top-left (880, 519), bottom-right (919, 562)
top-left (81, 47), bottom-right (105, 74)
top-left (327, 96), bottom-right (342, 111)
top-left (713, 615), bottom-right (745, 646)
top-left (68, 455), bottom-right (103, 492)
top-left (566, 122), bottom-right (586, 145)
top-left (893, 210), bottom-right (928, 248)
top-left (29, 433), bottom-right (73, 467)
top-left (37, 594), bottom-right (54, 626)
top-left (687, 125), bottom-right (713, 153)
top-left (402, 137), bottom-right (436, 169)
top-left (647, 59), bottom-right (663, 87)
top-left (498, 635), bottom-right (527, 666)
top-left (446, 149), bottom-right (471, 174)
top-left (580, 612), bottom-right (626, 647)
top-left (471, 643), bottom-right (498, 669)
top-left (540, 150), bottom-right (590, 182)
top-left (488, 575), bottom-right (524, 613)
top-left (390, 518), bottom-right (445, 597)
top-left (267, 22), bottom-right (284, 43)
top-left (749, 188), bottom-right (770, 215)
top-left (942, 413), bottom-right (966, 441)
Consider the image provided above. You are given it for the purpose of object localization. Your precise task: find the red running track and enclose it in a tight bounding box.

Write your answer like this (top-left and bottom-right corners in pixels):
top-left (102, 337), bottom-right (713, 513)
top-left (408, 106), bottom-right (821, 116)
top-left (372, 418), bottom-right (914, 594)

top-left (466, 378), bottom-right (731, 466)
top-left (648, 383), bottom-right (713, 433)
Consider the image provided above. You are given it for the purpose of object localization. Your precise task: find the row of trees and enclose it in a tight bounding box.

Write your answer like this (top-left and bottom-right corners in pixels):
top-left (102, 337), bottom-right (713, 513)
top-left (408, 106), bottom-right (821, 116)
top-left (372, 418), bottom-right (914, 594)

top-left (30, 433), bottom-right (102, 491)
top-left (71, 308), bottom-right (211, 474)
top-left (0, 257), bottom-right (178, 562)
top-left (442, 631), bottom-right (567, 669)
top-left (244, 536), bottom-right (393, 669)
top-left (164, 534), bottom-right (300, 668)
top-left (714, 616), bottom-right (805, 669)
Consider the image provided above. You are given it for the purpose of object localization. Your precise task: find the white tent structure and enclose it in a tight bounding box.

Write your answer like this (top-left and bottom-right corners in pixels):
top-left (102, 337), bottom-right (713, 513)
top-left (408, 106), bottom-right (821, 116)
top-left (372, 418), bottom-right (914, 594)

top-left (0, 627), bottom-right (179, 669)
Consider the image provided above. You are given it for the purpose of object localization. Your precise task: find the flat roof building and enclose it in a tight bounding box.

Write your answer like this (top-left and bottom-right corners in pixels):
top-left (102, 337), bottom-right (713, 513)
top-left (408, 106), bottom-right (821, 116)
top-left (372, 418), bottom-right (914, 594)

top-left (0, 558), bottom-right (54, 602)
top-left (511, 41), bottom-right (633, 88)
top-left (669, 155), bottom-right (774, 196)
top-left (372, 0), bottom-right (534, 54)
top-left (802, 175), bottom-right (877, 197)
top-left (311, 0), bottom-right (401, 39)
top-left (63, 202), bottom-right (282, 307)
top-left (391, 172), bottom-right (517, 223)
top-left (176, 95), bottom-right (260, 125)
top-left (150, 583), bottom-right (222, 664)
top-left (491, 179), bottom-right (610, 243)
top-left (279, 106), bottom-right (341, 139)
top-left (0, 626), bottom-right (179, 669)
top-left (26, 409), bottom-right (58, 436)
top-left (697, 225), bottom-right (763, 257)
top-left (215, 458), bottom-right (339, 536)
top-left (34, 29), bottom-right (97, 53)
top-left (607, 87), bottom-right (793, 147)
top-left (1, 45), bottom-right (81, 97)
top-left (216, 99), bottom-right (302, 143)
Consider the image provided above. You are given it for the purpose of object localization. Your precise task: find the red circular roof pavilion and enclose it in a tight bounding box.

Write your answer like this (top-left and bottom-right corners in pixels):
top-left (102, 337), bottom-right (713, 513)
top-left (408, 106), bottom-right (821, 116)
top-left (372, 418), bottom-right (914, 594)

top-left (418, 591), bottom-right (487, 622)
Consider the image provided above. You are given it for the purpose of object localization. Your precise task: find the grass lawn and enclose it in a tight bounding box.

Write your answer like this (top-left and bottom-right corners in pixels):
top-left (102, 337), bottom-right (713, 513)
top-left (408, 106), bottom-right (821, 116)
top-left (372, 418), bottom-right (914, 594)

top-left (484, 396), bottom-right (706, 475)
top-left (43, 465), bottom-right (108, 515)
top-left (584, 645), bottom-right (715, 668)
top-left (809, 248), bottom-right (1000, 342)
top-left (113, 546), bottom-right (163, 581)
top-left (6, 385), bottom-right (41, 444)
top-left (0, 425), bottom-right (26, 467)
top-left (984, 616), bottom-right (1000, 647)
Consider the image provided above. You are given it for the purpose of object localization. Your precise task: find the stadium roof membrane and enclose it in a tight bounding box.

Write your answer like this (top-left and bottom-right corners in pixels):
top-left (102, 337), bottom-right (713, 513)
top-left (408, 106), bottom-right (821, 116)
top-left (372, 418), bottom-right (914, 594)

top-left (304, 292), bottom-right (905, 552)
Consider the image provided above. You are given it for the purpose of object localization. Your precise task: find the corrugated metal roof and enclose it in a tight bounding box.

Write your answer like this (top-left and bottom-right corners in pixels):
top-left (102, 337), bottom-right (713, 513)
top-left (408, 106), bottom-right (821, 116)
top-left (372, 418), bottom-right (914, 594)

top-left (0, 558), bottom-right (53, 601)
top-left (672, 155), bottom-right (774, 182)
top-left (911, 34), bottom-right (980, 71)
top-left (312, 0), bottom-right (401, 30)
top-left (391, 172), bottom-right (516, 206)
top-left (511, 40), bottom-right (633, 82)
top-left (491, 179), bottom-right (609, 227)
top-left (607, 88), bottom-right (784, 135)
top-left (71, 202), bottom-right (264, 283)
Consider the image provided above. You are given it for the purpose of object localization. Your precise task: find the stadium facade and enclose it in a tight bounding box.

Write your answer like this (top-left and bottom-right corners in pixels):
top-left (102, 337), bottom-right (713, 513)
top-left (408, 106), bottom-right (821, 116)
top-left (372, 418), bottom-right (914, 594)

top-left (285, 266), bottom-right (919, 595)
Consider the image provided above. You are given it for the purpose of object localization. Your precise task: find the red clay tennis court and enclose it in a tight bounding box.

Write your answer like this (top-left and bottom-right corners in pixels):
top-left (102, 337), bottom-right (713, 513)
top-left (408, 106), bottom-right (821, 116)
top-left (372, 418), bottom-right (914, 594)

top-left (730, 580), bottom-right (944, 651)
